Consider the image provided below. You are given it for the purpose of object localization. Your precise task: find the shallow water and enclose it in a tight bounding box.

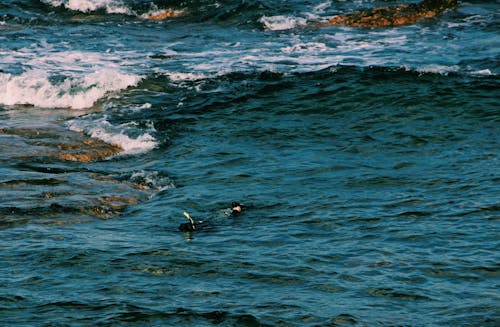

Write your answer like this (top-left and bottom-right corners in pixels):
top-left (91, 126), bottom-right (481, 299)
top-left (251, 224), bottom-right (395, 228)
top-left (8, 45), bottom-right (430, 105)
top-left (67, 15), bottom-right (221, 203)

top-left (1, 0), bottom-right (499, 326)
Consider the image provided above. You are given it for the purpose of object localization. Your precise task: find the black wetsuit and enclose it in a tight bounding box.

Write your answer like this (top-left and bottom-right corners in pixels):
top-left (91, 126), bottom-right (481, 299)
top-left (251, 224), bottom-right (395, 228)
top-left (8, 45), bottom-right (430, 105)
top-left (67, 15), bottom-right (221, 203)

top-left (179, 220), bottom-right (211, 232)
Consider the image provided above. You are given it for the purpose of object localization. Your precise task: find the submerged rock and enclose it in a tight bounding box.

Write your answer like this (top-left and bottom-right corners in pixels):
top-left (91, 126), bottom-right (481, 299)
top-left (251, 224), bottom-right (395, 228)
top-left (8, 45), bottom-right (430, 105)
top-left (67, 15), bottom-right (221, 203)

top-left (0, 126), bottom-right (155, 224)
top-left (0, 127), bottom-right (123, 162)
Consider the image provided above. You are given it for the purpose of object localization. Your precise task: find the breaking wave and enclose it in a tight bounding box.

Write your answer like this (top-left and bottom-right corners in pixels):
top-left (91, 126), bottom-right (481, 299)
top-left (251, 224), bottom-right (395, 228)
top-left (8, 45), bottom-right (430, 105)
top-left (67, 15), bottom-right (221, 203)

top-left (41, 0), bottom-right (132, 14)
top-left (67, 116), bottom-right (158, 154)
top-left (0, 69), bottom-right (141, 109)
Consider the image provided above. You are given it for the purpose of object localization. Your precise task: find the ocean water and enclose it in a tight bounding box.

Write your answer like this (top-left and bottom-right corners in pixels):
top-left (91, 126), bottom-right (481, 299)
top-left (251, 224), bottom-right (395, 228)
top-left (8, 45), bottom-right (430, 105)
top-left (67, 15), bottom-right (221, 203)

top-left (1, 0), bottom-right (499, 325)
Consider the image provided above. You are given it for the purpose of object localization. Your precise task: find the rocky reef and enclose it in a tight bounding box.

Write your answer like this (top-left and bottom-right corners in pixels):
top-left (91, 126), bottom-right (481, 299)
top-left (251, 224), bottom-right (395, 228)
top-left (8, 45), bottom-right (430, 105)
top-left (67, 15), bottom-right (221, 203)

top-left (0, 126), bottom-right (156, 225)
top-left (319, 0), bottom-right (458, 28)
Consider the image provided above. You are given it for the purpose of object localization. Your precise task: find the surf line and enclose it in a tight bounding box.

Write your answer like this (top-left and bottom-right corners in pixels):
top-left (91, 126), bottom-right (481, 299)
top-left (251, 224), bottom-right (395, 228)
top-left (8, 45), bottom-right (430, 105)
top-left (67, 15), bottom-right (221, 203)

top-left (143, 1), bottom-right (458, 28)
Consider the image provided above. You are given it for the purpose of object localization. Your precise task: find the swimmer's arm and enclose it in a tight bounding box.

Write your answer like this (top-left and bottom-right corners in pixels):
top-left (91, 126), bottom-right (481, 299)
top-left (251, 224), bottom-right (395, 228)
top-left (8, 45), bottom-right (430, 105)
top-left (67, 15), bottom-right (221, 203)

top-left (183, 211), bottom-right (196, 229)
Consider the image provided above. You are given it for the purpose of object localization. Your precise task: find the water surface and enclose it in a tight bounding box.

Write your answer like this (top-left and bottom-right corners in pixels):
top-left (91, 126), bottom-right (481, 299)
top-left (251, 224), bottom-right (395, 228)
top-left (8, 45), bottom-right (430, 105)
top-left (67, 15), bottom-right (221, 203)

top-left (1, 1), bottom-right (499, 325)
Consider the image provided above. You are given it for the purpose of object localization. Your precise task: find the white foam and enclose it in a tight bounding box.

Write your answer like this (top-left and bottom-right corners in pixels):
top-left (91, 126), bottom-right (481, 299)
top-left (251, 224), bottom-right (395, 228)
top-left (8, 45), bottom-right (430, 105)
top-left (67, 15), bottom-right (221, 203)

top-left (165, 72), bottom-right (215, 82)
top-left (130, 171), bottom-right (175, 192)
top-left (127, 102), bottom-right (152, 112)
top-left (138, 103), bottom-right (152, 109)
top-left (416, 64), bottom-right (460, 75)
top-left (67, 117), bottom-right (158, 154)
top-left (312, 1), bottom-right (332, 14)
top-left (0, 46), bottom-right (140, 76)
top-left (26, 50), bottom-right (123, 73)
top-left (260, 16), bottom-right (308, 31)
top-left (86, 128), bottom-right (157, 153)
top-left (281, 42), bottom-right (328, 54)
top-left (0, 69), bottom-right (141, 109)
top-left (42, 0), bottom-right (132, 14)
top-left (471, 69), bottom-right (494, 76)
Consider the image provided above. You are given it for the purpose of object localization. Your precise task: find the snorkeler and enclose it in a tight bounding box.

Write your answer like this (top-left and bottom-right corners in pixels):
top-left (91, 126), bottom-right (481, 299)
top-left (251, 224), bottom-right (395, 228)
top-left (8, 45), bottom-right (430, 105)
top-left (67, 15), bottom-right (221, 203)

top-left (178, 211), bottom-right (210, 232)
top-left (317, 0), bottom-right (458, 28)
top-left (231, 202), bottom-right (245, 215)
top-left (179, 202), bottom-right (245, 232)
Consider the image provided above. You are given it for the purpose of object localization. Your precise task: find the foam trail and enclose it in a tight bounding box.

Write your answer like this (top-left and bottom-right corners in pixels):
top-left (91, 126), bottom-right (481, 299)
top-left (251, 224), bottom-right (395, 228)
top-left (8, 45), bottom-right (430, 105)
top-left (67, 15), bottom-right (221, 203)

top-left (0, 70), bottom-right (141, 109)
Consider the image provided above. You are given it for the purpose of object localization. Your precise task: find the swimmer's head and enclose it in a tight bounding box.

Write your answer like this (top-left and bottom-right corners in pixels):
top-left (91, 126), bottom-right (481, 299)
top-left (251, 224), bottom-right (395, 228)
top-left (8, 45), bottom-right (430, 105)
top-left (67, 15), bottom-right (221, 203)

top-left (231, 202), bottom-right (243, 214)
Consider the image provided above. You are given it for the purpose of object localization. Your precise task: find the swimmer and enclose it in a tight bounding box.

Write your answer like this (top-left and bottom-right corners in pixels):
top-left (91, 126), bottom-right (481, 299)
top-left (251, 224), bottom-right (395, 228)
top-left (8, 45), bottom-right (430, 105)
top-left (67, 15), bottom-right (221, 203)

top-left (178, 202), bottom-right (245, 232)
top-left (317, 0), bottom-right (458, 28)
top-left (178, 211), bottom-right (209, 232)
top-left (231, 202), bottom-right (245, 215)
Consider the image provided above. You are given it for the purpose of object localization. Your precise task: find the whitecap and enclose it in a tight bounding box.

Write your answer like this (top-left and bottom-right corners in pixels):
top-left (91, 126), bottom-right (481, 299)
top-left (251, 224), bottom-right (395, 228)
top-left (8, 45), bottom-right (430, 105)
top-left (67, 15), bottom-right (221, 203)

top-left (164, 72), bottom-right (216, 82)
top-left (471, 69), bottom-right (494, 76)
top-left (259, 16), bottom-right (308, 31)
top-left (67, 117), bottom-right (158, 154)
top-left (312, 1), bottom-right (332, 14)
top-left (42, 0), bottom-right (132, 15)
top-left (0, 69), bottom-right (141, 109)
top-left (281, 42), bottom-right (328, 54)
top-left (416, 64), bottom-right (460, 75)
top-left (138, 103), bottom-right (152, 109)
top-left (25, 50), bottom-right (124, 73)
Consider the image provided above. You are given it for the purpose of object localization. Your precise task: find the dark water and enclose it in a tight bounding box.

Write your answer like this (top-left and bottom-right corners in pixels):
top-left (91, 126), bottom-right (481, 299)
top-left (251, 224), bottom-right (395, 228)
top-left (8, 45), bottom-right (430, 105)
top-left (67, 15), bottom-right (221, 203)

top-left (1, 1), bottom-right (499, 325)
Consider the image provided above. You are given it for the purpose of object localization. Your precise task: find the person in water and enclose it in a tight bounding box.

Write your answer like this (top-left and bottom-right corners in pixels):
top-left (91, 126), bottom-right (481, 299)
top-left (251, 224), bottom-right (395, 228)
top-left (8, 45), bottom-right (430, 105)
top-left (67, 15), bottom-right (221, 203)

top-left (179, 202), bottom-right (245, 232)
top-left (231, 202), bottom-right (244, 215)
top-left (317, 0), bottom-right (458, 28)
top-left (178, 211), bottom-right (208, 232)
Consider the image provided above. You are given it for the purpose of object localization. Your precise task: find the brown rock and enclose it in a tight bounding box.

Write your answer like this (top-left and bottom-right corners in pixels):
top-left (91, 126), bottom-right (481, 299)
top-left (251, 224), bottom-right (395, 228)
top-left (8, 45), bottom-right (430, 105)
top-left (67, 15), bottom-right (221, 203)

top-left (145, 10), bottom-right (183, 21)
top-left (319, 0), bottom-right (457, 28)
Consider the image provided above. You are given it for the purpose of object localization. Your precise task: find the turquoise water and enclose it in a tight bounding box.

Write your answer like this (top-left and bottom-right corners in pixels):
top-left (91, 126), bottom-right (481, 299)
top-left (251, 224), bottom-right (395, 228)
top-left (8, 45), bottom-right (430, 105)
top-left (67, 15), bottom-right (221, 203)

top-left (1, 1), bottom-right (499, 325)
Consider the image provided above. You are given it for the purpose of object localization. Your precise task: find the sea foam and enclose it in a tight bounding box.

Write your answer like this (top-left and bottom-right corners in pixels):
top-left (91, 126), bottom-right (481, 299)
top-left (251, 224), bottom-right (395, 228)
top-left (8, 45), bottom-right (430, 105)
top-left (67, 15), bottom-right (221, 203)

top-left (43, 0), bottom-right (132, 14)
top-left (281, 42), bottom-right (328, 54)
top-left (415, 64), bottom-right (460, 75)
top-left (0, 69), bottom-right (141, 109)
top-left (67, 117), bottom-right (158, 154)
top-left (260, 16), bottom-right (308, 31)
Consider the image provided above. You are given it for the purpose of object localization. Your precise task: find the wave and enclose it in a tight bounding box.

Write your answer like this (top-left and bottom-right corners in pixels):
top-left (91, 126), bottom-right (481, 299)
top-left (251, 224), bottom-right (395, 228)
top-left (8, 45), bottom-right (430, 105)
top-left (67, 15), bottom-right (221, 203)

top-left (0, 61), bottom-right (496, 109)
top-left (41, 0), bottom-right (133, 15)
top-left (3, 0), bottom-right (498, 30)
top-left (144, 64), bottom-right (498, 96)
top-left (67, 116), bottom-right (158, 154)
top-left (2, 0), bottom-right (292, 25)
top-left (0, 69), bottom-right (141, 109)
top-left (2, 0), bottom-right (184, 22)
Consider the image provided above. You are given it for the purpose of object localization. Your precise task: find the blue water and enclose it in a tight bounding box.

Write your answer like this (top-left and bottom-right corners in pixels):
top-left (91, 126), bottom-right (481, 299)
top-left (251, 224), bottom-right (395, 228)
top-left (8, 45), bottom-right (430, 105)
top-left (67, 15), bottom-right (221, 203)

top-left (1, 1), bottom-right (499, 325)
